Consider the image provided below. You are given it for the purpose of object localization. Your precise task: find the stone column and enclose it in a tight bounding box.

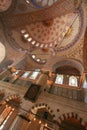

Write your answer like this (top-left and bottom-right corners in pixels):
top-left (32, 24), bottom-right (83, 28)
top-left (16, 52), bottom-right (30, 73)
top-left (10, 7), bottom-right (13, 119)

top-left (36, 70), bottom-right (49, 91)
top-left (63, 75), bottom-right (69, 85)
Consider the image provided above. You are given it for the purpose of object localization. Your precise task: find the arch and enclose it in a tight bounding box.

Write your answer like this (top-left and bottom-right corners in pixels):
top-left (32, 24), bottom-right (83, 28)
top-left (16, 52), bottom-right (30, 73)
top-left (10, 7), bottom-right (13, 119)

top-left (55, 74), bottom-right (64, 84)
top-left (57, 112), bottom-right (87, 129)
top-left (52, 58), bottom-right (84, 75)
top-left (30, 103), bottom-right (55, 120)
top-left (69, 76), bottom-right (78, 86)
top-left (5, 94), bottom-right (22, 107)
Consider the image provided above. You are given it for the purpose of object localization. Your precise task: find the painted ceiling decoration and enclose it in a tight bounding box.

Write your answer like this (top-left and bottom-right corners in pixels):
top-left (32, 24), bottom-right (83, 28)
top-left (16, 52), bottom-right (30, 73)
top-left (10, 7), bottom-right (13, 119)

top-left (6, 5), bottom-right (85, 57)
top-left (0, 0), bottom-right (76, 28)
top-left (0, 0), bottom-right (86, 69)
top-left (0, 0), bottom-right (12, 12)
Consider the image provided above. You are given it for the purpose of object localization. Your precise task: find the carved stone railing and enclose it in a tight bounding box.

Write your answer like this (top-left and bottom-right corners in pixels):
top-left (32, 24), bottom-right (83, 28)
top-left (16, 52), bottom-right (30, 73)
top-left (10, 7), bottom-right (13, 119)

top-left (49, 84), bottom-right (84, 101)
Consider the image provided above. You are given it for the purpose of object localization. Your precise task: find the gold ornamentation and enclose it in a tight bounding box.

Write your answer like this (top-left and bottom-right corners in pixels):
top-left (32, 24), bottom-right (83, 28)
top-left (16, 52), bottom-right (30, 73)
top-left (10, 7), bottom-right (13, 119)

top-left (65, 27), bottom-right (72, 37)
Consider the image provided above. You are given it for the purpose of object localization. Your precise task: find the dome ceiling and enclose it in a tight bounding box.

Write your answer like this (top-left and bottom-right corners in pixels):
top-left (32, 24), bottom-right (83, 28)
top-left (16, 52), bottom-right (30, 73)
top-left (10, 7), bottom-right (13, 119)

top-left (0, 0), bottom-right (86, 71)
top-left (25, 13), bottom-right (76, 46)
top-left (5, 5), bottom-right (85, 56)
top-left (19, 8), bottom-right (83, 52)
top-left (0, 0), bottom-right (76, 28)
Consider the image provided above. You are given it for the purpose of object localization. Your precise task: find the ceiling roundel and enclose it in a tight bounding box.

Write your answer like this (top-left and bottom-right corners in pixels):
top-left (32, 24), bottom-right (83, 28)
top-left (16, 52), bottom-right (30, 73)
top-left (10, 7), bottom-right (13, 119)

top-left (0, 42), bottom-right (6, 63)
top-left (0, 0), bottom-right (12, 12)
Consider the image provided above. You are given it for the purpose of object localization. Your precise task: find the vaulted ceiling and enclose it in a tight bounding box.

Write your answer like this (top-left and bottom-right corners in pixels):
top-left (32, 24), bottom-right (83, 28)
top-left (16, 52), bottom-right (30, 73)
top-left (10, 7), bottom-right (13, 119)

top-left (0, 0), bottom-right (87, 74)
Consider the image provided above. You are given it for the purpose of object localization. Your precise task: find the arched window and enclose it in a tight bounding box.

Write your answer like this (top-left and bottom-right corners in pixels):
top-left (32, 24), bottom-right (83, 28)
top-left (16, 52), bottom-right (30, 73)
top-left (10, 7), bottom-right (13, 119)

top-left (55, 74), bottom-right (63, 84)
top-left (21, 71), bottom-right (30, 78)
top-left (29, 69), bottom-right (40, 80)
top-left (69, 76), bottom-right (78, 86)
top-left (12, 70), bottom-right (20, 76)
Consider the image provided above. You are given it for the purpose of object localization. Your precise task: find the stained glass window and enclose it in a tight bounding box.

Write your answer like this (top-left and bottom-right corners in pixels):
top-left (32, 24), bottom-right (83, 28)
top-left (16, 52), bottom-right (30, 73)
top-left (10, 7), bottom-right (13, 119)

top-left (29, 69), bottom-right (40, 79)
top-left (55, 74), bottom-right (63, 84)
top-left (69, 76), bottom-right (78, 86)
top-left (12, 70), bottom-right (20, 76)
top-left (21, 71), bottom-right (30, 78)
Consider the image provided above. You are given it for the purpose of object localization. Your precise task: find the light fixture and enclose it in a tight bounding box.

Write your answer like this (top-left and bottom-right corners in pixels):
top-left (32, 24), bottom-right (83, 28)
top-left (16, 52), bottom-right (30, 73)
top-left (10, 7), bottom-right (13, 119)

top-left (39, 120), bottom-right (42, 124)
top-left (26, 0), bottom-right (30, 4)
top-left (10, 67), bottom-right (16, 73)
top-left (34, 118), bottom-right (36, 121)
top-left (45, 123), bottom-right (47, 127)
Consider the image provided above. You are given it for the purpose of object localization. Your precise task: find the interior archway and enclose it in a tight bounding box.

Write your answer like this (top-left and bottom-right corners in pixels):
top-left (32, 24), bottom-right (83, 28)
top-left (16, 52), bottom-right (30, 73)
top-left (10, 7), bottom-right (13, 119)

top-left (59, 118), bottom-right (86, 130)
top-left (52, 59), bottom-right (83, 75)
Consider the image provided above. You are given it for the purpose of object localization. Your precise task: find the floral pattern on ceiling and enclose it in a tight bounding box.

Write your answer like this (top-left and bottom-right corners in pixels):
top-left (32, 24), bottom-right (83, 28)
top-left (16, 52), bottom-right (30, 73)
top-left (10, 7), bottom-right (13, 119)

top-left (6, 5), bottom-right (85, 56)
top-left (3, 4), bottom-right (85, 69)
top-left (27, 13), bottom-right (76, 44)
top-left (0, 0), bottom-right (12, 12)
top-left (20, 6), bottom-right (84, 52)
